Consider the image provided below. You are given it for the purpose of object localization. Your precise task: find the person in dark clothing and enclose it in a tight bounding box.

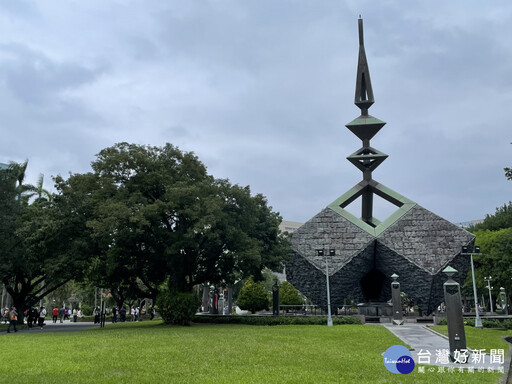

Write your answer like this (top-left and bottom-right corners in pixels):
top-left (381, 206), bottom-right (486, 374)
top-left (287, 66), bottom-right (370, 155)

top-left (7, 306), bottom-right (18, 333)
top-left (27, 308), bottom-right (34, 328)
top-left (93, 307), bottom-right (100, 324)
top-left (32, 308), bottom-right (39, 325)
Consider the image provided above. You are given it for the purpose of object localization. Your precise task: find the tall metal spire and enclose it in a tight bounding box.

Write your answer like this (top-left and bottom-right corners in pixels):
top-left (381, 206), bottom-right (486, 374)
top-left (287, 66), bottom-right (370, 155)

top-left (354, 17), bottom-right (374, 115)
top-left (344, 18), bottom-right (388, 225)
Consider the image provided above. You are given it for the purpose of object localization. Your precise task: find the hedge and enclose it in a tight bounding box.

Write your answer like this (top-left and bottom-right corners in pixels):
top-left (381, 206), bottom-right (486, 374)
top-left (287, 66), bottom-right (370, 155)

top-left (192, 315), bottom-right (362, 326)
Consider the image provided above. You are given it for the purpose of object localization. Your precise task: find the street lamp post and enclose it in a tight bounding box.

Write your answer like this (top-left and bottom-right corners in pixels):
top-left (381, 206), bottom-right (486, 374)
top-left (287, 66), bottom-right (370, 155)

top-left (484, 276), bottom-right (494, 313)
top-left (317, 248), bottom-right (335, 327)
top-left (461, 245), bottom-right (482, 328)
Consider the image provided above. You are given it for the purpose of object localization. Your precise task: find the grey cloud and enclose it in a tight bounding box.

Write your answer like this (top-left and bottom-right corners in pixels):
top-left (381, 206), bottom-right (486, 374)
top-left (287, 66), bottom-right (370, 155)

top-left (0, 1), bottom-right (510, 226)
top-left (0, 43), bottom-right (106, 105)
top-left (0, 0), bottom-right (40, 19)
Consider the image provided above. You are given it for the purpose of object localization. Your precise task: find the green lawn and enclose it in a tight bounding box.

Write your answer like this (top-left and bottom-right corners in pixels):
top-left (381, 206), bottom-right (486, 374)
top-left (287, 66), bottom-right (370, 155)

top-left (431, 325), bottom-right (512, 353)
top-left (0, 322), bottom-right (505, 383)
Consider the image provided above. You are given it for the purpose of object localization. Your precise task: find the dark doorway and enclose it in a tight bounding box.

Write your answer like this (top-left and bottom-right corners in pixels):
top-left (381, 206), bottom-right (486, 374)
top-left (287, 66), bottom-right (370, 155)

top-left (360, 268), bottom-right (386, 301)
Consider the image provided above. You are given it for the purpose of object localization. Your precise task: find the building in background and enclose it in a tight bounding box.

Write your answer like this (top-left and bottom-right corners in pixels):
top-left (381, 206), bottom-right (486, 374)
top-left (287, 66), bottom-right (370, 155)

top-left (279, 220), bottom-right (303, 234)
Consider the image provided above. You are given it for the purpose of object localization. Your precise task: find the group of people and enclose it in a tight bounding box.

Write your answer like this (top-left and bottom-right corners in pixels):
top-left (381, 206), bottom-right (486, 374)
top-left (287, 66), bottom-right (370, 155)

top-left (4, 306), bottom-right (47, 331)
top-left (51, 307), bottom-right (81, 323)
top-left (5, 303), bottom-right (157, 332)
top-left (111, 306), bottom-right (155, 323)
top-left (4, 305), bottom-right (83, 333)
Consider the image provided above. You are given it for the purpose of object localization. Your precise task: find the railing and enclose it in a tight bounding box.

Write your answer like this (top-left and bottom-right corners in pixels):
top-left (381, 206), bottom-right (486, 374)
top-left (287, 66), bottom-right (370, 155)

top-left (279, 305), bottom-right (322, 316)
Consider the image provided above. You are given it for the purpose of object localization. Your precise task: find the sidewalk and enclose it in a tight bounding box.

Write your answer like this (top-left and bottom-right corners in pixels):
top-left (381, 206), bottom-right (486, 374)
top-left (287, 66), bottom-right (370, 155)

top-left (1, 320), bottom-right (99, 335)
top-left (382, 323), bottom-right (508, 372)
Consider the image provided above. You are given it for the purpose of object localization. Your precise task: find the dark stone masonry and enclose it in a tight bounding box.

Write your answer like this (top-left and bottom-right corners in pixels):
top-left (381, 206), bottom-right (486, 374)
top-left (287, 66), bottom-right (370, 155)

top-left (287, 205), bottom-right (474, 315)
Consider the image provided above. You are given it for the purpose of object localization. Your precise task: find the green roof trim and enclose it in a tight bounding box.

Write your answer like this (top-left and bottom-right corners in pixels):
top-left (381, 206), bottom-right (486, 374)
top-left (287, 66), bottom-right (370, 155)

top-left (0, 163), bottom-right (9, 170)
top-left (327, 180), bottom-right (417, 236)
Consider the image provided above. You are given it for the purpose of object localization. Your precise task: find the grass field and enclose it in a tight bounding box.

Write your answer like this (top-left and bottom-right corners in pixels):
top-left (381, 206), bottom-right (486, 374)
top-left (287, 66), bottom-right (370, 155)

top-left (0, 322), bottom-right (506, 383)
top-left (432, 325), bottom-right (512, 352)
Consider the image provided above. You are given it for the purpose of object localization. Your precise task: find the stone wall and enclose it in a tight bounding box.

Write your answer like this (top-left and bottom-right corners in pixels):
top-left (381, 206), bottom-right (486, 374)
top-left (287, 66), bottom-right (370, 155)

top-left (287, 203), bottom-right (475, 315)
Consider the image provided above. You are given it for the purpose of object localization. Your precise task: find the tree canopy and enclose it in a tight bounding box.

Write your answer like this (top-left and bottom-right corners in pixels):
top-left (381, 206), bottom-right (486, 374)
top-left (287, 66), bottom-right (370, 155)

top-left (468, 200), bottom-right (512, 308)
top-left (470, 202), bottom-right (512, 232)
top-left (0, 162), bottom-right (91, 316)
top-left (58, 143), bottom-right (290, 303)
top-left (470, 228), bottom-right (512, 306)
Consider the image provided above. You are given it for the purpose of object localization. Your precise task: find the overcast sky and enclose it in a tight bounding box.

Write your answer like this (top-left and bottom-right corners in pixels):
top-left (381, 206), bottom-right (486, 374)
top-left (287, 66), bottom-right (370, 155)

top-left (1, 1), bottom-right (511, 224)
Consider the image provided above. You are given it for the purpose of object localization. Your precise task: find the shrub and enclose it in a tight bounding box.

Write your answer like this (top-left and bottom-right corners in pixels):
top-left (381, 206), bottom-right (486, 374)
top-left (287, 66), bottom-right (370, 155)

top-left (237, 276), bottom-right (269, 314)
top-left (464, 318), bottom-right (475, 327)
top-left (156, 290), bottom-right (200, 326)
top-left (80, 304), bottom-right (93, 316)
top-left (279, 281), bottom-right (303, 306)
top-left (482, 319), bottom-right (502, 328)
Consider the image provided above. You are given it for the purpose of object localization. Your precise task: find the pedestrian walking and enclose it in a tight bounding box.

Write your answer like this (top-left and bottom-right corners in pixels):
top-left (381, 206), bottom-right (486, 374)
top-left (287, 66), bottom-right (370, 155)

top-left (59, 307), bottom-right (65, 323)
top-left (38, 306), bottom-right (47, 328)
top-left (52, 307), bottom-right (58, 323)
top-left (7, 306), bottom-right (18, 333)
top-left (112, 306), bottom-right (118, 323)
top-left (27, 308), bottom-right (34, 328)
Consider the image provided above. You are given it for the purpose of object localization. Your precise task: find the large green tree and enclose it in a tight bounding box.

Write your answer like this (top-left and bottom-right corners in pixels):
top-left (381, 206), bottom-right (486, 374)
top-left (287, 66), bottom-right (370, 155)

top-left (60, 143), bottom-right (290, 305)
top-left (468, 200), bottom-right (512, 308)
top-left (472, 228), bottom-right (512, 309)
top-left (0, 162), bottom-right (91, 317)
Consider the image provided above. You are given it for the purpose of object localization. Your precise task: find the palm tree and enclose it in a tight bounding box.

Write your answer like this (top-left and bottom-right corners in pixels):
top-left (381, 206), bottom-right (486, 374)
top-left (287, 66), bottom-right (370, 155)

top-left (5, 161), bottom-right (52, 203)
top-left (35, 173), bottom-right (52, 202)
top-left (6, 160), bottom-right (37, 204)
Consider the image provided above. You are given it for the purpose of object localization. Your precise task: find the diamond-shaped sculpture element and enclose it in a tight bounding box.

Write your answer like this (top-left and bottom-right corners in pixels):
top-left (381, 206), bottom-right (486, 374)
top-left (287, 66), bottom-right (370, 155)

top-left (347, 146), bottom-right (388, 173)
top-left (286, 184), bottom-right (475, 315)
top-left (345, 115), bottom-right (386, 141)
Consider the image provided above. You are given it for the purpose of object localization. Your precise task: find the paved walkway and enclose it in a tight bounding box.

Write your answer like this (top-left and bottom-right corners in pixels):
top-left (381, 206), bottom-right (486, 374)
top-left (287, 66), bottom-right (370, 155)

top-left (381, 323), bottom-right (508, 373)
top-left (1, 321), bottom-right (99, 335)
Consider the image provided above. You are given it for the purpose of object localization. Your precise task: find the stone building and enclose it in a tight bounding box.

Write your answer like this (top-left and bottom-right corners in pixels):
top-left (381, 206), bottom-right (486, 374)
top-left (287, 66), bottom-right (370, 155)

top-left (286, 19), bottom-right (474, 315)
